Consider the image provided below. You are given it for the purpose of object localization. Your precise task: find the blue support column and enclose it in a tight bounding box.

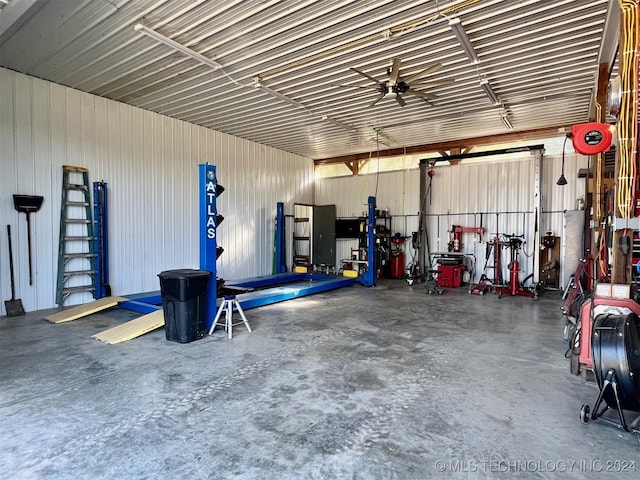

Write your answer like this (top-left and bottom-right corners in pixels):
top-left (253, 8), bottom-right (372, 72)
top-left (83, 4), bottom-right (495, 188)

top-left (356, 196), bottom-right (377, 287)
top-left (93, 181), bottom-right (109, 299)
top-left (199, 164), bottom-right (218, 329)
top-left (275, 202), bottom-right (286, 273)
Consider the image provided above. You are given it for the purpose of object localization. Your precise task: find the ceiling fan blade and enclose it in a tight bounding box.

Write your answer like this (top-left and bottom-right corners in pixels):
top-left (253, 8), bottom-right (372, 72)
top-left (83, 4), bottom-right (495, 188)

top-left (395, 94), bottom-right (406, 107)
top-left (331, 84), bottom-right (380, 90)
top-left (406, 89), bottom-right (437, 100)
top-left (389, 58), bottom-right (401, 84)
top-left (403, 62), bottom-right (443, 84)
top-left (409, 79), bottom-right (455, 88)
top-left (350, 67), bottom-right (380, 85)
top-left (369, 92), bottom-right (386, 108)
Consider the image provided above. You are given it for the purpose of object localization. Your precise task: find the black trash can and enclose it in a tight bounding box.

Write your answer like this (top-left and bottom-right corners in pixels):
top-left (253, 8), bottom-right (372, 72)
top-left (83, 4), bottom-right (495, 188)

top-left (158, 269), bottom-right (212, 343)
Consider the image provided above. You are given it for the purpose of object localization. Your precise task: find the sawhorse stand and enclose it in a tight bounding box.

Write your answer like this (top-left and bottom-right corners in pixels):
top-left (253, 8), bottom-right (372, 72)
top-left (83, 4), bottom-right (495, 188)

top-left (208, 295), bottom-right (252, 339)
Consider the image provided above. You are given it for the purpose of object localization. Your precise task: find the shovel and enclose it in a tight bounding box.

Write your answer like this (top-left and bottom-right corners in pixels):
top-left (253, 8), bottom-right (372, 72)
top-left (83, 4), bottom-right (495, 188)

top-left (13, 194), bottom-right (44, 286)
top-left (5, 225), bottom-right (25, 317)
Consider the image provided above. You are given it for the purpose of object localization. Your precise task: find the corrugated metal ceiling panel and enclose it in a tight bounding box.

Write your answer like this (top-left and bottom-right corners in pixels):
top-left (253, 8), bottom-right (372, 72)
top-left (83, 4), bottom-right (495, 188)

top-left (0, 0), bottom-right (615, 159)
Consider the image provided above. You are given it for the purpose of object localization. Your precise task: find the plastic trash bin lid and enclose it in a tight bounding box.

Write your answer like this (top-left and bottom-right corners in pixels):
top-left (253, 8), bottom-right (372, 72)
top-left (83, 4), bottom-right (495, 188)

top-left (158, 269), bottom-right (212, 279)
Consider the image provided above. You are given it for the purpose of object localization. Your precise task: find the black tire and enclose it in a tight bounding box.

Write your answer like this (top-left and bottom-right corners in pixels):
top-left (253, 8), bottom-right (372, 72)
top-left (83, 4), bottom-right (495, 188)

top-left (580, 404), bottom-right (590, 424)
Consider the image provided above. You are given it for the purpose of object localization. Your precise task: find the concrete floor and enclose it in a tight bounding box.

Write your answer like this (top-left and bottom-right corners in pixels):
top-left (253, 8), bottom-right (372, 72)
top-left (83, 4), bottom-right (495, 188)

top-left (1, 280), bottom-right (639, 480)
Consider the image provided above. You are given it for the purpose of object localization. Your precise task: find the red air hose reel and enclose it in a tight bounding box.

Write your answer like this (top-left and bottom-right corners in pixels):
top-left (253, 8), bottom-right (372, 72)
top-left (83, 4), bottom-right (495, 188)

top-left (570, 122), bottom-right (612, 155)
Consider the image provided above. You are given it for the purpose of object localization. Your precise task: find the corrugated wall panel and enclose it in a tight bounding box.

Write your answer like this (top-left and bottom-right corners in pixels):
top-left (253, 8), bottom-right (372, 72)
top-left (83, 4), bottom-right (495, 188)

top-left (315, 151), bottom-right (588, 284)
top-left (0, 68), bottom-right (313, 314)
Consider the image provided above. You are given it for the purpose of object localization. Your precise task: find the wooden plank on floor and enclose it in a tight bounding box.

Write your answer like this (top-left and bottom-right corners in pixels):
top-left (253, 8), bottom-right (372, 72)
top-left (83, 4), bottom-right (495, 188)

top-left (45, 296), bottom-right (128, 324)
top-left (92, 309), bottom-right (165, 344)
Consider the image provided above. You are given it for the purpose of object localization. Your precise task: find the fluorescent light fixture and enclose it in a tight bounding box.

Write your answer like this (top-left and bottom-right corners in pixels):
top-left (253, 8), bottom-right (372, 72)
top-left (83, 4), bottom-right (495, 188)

top-left (134, 24), bottom-right (220, 70)
top-left (499, 108), bottom-right (513, 130)
top-left (321, 116), bottom-right (355, 132)
top-left (448, 17), bottom-right (480, 64)
top-left (256, 83), bottom-right (307, 110)
top-left (480, 79), bottom-right (500, 106)
top-left (501, 115), bottom-right (513, 130)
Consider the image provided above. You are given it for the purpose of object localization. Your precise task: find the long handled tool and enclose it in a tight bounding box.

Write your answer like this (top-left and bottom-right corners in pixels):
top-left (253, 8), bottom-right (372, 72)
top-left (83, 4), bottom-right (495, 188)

top-left (13, 194), bottom-right (44, 285)
top-left (4, 225), bottom-right (25, 317)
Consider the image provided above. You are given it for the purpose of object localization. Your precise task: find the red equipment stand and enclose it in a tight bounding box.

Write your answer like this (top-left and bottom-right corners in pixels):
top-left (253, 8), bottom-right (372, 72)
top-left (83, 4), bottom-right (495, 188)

top-left (495, 259), bottom-right (537, 299)
top-left (390, 236), bottom-right (405, 279)
top-left (494, 235), bottom-right (538, 300)
top-left (448, 225), bottom-right (484, 252)
top-left (390, 253), bottom-right (404, 278)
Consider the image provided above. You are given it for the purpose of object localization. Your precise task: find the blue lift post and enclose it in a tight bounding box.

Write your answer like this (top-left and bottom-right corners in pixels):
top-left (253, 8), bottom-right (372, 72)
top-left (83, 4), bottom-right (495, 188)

top-left (275, 202), bottom-right (286, 274)
top-left (93, 181), bottom-right (110, 299)
top-left (355, 195), bottom-right (377, 287)
top-left (199, 164), bottom-right (219, 330)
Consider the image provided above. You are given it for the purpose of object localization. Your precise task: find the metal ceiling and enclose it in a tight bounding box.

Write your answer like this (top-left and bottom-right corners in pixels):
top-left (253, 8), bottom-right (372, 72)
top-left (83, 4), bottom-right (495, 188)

top-left (0, 0), bottom-right (618, 160)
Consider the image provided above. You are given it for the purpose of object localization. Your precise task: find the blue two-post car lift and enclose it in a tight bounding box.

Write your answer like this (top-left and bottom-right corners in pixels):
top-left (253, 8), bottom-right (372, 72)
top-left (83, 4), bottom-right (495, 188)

top-left (118, 164), bottom-right (377, 330)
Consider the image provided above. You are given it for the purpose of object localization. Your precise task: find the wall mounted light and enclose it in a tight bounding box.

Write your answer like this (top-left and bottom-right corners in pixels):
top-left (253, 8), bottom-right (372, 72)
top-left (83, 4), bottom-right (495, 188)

top-left (134, 24), bottom-right (221, 70)
top-left (449, 17), bottom-right (480, 64)
top-left (480, 79), bottom-right (500, 106)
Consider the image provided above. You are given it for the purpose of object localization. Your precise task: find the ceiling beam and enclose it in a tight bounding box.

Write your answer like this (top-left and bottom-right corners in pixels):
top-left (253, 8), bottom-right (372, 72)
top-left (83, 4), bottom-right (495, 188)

top-left (314, 125), bottom-right (572, 165)
top-left (344, 161), bottom-right (359, 175)
top-left (448, 147), bottom-right (462, 165)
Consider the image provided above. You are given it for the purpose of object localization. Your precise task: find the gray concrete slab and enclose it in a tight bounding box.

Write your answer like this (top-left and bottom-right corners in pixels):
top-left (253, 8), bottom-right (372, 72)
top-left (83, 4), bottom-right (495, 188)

top-left (1, 280), bottom-right (639, 479)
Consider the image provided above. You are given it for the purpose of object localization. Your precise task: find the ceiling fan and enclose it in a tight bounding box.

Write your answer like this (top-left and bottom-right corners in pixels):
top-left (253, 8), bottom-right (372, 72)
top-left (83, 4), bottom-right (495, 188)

top-left (336, 58), bottom-right (454, 107)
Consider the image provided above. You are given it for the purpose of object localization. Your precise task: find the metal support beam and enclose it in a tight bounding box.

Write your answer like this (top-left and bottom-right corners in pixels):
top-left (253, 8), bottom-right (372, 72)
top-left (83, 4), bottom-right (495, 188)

top-left (419, 145), bottom-right (545, 164)
top-left (418, 162), bottom-right (429, 276)
top-left (588, 62), bottom-right (610, 254)
top-left (532, 149), bottom-right (543, 283)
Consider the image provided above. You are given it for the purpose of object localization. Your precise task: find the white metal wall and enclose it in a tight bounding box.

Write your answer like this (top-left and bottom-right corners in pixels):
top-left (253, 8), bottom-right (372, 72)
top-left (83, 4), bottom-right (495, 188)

top-left (0, 68), bottom-right (314, 314)
top-left (315, 151), bottom-right (588, 285)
